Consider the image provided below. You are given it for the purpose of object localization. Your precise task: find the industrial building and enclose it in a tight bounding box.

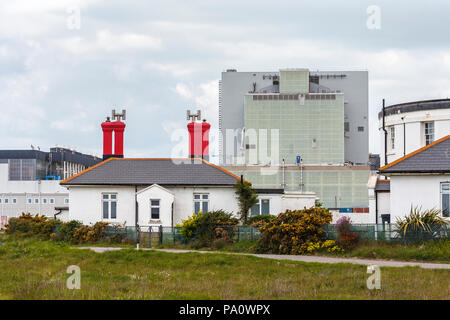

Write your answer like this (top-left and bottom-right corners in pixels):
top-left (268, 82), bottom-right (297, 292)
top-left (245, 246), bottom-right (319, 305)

top-left (219, 68), bottom-right (371, 214)
top-left (0, 147), bottom-right (102, 227)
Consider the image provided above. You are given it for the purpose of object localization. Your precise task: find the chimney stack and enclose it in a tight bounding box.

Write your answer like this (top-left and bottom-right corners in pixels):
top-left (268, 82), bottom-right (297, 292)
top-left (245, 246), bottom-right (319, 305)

top-left (187, 110), bottom-right (210, 161)
top-left (101, 109), bottom-right (126, 160)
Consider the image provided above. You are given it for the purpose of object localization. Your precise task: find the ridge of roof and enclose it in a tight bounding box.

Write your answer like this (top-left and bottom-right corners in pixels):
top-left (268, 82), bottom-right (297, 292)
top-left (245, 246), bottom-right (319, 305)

top-left (379, 135), bottom-right (450, 172)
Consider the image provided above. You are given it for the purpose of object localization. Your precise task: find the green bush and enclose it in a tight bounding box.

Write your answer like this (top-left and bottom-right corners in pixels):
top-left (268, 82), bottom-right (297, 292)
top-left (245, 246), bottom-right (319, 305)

top-left (5, 213), bottom-right (59, 240)
top-left (70, 222), bottom-right (109, 244)
top-left (54, 220), bottom-right (83, 242)
top-left (258, 207), bottom-right (340, 254)
top-left (396, 206), bottom-right (447, 242)
top-left (178, 210), bottom-right (239, 244)
top-left (246, 215), bottom-right (274, 226)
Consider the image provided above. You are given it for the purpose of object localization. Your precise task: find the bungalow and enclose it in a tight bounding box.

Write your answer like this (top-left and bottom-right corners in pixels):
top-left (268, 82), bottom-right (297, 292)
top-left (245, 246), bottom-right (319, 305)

top-left (378, 135), bottom-right (450, 222)
top-left (60, 157), bottom-right (316, 227)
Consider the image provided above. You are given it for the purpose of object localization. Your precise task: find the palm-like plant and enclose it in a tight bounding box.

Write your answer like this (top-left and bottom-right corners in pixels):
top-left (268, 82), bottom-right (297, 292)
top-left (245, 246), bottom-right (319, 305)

top-left (396, 205), bottom-right (447, 238)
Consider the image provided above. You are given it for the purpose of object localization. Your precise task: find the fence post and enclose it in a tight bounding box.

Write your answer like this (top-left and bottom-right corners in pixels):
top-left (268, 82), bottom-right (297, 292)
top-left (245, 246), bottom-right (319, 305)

top-left (149, 227), bottom-right (152, 248)
top-left (159, 225), bottom-right (163, 245)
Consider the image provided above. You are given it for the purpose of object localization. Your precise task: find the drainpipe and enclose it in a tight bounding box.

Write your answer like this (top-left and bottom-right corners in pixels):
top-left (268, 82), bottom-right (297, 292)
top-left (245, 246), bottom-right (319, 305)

top-left (401, 116), bottom-right (406, 156)
top-left (281, 159), bottom-right (286, 189)
top-left (381, 99), bottom-right (388, 179)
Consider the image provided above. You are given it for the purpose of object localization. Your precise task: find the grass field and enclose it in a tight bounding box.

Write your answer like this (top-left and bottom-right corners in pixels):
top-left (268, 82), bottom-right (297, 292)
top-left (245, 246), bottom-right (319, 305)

top-left (157, 238), bottom-right (450, 263)
top-left (0, 235), bottom-right (449, 300)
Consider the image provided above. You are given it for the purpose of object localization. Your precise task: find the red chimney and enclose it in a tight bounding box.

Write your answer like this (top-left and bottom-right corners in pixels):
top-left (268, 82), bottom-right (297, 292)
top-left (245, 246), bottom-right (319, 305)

top-left (187, 117), bottom-right (210, 162)
top-left (101, 110), bottom-right (126, 160)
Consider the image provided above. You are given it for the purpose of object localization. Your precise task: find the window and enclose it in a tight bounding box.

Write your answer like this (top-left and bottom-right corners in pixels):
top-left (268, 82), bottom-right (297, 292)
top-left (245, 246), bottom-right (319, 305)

top-left (358, 126), bottom-right (364, 132)
top-left (42, 198), bottom-right (47, 204)
top-left (4, 199), bottom-right (8, 204)
top-left (0, 199), bottom-right (2, 204)
top-left (27, 198), bottom-right (32, 204)
top-left (8, 159), bottom-right (36, 181)
top-left (150, 200), bottom-right (160, 219)
top-left (34, 198), bottom-right (39, 204)
top-left (102, 194), bottom-right (117, 219)
top-left (251, 199), bottom-right (270, 216)
top-left (12, 198), bottom-right (17, 204)
top-left (64, 198), bottom-right (69, 204)
top-left (441, 183), bottom-right (450, 218)
top-left (389, 126), bottom-right (395, 150)
top-left (424, 122), bottom-right (434, 145)
top-left (194, 193), bottom-right (209, 213)
top-left (49, 198), bottom-right (55, 204)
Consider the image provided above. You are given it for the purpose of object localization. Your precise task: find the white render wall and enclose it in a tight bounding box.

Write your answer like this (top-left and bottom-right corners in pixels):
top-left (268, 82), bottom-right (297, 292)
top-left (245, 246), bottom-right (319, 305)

top-left (389, 175), bottom-right (450, 221)
top-left (379, 108), bottom-right (450, 166)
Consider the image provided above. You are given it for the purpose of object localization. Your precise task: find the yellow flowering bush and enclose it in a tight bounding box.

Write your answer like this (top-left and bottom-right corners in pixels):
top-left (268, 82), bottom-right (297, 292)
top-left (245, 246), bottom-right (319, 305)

top-left (258, 207), bottom-right (339, 254)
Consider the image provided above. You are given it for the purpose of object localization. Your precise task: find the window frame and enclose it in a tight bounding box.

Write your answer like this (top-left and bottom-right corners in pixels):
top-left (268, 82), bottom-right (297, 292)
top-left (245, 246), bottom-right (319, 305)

top-left (102, 193), bottom-right (117, 220)
top-left (440, 182), bottom-right (450, 218)
top-left (150, 199), bottom-right (161, 220)
top-left (49, 198), bottom-right (55, 204)
top-left (389, 126), bottom-right (395, 150)
top-left (193, 193), bottom-right (209, 214)
top-left (251, 198), bottom-right (271, 216)
top-left (424, 122), bottom-right (434, 146)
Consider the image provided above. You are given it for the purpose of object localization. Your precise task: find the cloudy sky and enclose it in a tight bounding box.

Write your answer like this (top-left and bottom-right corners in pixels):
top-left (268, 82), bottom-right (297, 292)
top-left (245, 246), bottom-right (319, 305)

top-left (1, 0), bottom-right (450, 162)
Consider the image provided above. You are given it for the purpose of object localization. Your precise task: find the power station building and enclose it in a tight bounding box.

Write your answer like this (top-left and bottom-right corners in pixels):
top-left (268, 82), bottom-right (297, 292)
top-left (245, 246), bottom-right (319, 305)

top-left (219, 68), bottom-right (371, 215)
top-left (0, 147), bottom-right (101, 227)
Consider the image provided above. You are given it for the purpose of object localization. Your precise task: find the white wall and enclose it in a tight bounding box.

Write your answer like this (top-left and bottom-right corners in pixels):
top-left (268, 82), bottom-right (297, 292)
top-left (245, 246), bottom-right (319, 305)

top-left (281, 192), bottom-right (316, 211)
top-left (389, 175), bottom-right (450, 221)
top-left (67, 186), bottom-right (136, 226)
top-left (137, 185), bottom-right (174, 226)
top-left (379, 109), bottom-right (450, 166)
top-left (376, 192), bottom-right (390, 221)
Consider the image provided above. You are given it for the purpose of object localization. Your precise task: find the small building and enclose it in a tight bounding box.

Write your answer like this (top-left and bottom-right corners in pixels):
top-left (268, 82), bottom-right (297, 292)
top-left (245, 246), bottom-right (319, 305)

top-left (379, 135), bottom-right (450, 222)
top-left (60, 158), bottom-right (316, 227)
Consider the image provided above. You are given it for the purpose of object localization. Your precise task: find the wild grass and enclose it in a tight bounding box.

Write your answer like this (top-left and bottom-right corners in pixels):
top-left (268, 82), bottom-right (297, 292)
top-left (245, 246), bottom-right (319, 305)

top-left (0, 235), bottom-right (448, 299)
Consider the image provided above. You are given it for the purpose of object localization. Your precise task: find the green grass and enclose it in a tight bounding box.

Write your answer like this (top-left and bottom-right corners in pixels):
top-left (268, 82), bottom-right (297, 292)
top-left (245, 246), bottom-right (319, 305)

top-left (158, 238), bottom-right (450, 263)
top-left (0, 235), bottom-right (449, 299)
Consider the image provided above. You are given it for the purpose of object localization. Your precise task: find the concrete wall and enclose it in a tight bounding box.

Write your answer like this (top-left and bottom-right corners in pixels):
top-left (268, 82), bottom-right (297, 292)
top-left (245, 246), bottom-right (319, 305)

top-left (389, 175), bottom-right (450, 221)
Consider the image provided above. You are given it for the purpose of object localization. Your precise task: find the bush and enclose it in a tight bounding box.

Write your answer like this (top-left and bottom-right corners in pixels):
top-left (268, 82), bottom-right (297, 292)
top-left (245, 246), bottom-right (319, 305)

top-left (5, 213), bottom-right (59, 239)
top-left (335, 216), bottom-right (359, 249)
top-left (70, 222), bottom-right (109, 244)
top-left (178, 210), bottom-right (239, 245)
top-left (258, 207), bottom-right (340, 254)
top-left (396, 206), bottom-right (447, 241)
top-left (246, 215), bottom-right (274, 226)
top-left (53, 220), bottom-right (83, 242)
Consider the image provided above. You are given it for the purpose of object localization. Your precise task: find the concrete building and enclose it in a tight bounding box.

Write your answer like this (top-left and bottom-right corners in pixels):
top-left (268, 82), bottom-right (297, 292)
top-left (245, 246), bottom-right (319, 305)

top-left (378, 135), bottom-right (450, 222)
top-left (61, 158), bottom-right (316, 227)
top-left (219, 68), bottom-right (370, 213)
top-left (219, 68), bottom-right (369, 165)
top-left (0, 148), bottom-right (102, 228)
top-left (378, 98), bottom-right (450, 167)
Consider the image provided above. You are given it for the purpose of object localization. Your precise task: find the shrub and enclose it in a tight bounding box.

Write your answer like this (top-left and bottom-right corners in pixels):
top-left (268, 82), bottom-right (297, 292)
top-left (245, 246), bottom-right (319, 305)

top-left (258, 207), bottom-right (339, 254)
top-left (335, 216), bottom-right (359, 249)
top-left (336, 216), bottom-right (352, 234)
top-left (54, 220), bottom-right (83, 242)
top-left (70, 222), bottom-right (109, 244)
top-left (5, 213), bottom-right (59, 239)
top-left (396, 206), bottom-right (447, 241)
top-left (234, 180), bottom-right (258, 224)
top-left (178, 210), bottom-right (239, 244)
top-left (246, 215), bottom-right (274, 226)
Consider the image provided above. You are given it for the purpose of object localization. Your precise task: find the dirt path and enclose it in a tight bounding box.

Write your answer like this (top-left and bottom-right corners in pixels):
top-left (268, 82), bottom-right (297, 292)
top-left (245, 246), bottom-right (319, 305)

top-left (78, 247), bottom-right (450, 269)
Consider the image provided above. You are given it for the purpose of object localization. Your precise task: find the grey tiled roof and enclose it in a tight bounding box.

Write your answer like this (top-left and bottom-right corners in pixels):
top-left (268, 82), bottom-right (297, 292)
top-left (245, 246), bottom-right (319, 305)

top-left (375, 180), bottom-right (390, 192)
top-left (380, 136), bottom-right (450, 174)
top-left (61, 158), bottom-right (240, 186)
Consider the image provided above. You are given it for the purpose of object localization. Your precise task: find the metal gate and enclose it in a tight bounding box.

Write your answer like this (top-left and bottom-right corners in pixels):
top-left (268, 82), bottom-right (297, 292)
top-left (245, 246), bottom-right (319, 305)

top-left (138, 226), bottom-right (162, 248)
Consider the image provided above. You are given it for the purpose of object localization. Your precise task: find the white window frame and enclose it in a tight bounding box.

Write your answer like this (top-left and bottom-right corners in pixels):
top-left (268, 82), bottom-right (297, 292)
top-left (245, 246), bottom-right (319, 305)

top-left (193, 193), bottom-right (209, 213)
top-left (27, 198), bottom-right (32, 204)
top-left (4, 198), bottom-right (9, 204)
top-left (42, 198), bottom-right (48, 205)
top-left (34, 198), bottom-right (39, 204)
top-left (424, 122), bottom-right (434, 146)
top-left (102, 193), bottom-right (117, 220)
top-left (49, 198), bottom-right (55, 204)
top-left (389, 126), bottom-right (395, 150)
top-left (150, 199), bottom-right (160, 220)
top-left (251, 198), bottom-right (271, 216)
top-left (12, 198), bottom-right (17, 204)
top-left (64, 198), bottom-right (69, 204)
top-left (440, 182), bottom-right (450, 218)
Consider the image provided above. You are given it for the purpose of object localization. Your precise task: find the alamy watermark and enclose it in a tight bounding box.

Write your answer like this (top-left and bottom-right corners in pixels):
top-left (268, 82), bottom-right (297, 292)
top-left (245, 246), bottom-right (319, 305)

top-left (366, 5), bottom-right (381, 30)
top-left (66, 6), bottom-right (81, 30)
top-left (66, 265), bottom-right (81, 290)
top-left (366, 265), bottom-right (381, 290)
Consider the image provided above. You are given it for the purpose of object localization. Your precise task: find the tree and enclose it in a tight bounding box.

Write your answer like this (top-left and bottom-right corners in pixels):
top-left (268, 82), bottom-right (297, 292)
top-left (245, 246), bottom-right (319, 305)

top-left (234, 179), bottom-right (258, 224)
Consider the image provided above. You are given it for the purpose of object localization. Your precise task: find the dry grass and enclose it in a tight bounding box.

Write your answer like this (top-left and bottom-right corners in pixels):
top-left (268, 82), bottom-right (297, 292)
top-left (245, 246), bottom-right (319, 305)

top-left (0, 236), bottom-right (448, 299)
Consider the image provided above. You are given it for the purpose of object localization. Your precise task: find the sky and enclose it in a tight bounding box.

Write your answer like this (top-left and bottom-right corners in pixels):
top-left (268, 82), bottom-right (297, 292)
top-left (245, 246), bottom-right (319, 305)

top-left (1, 0), bottom-right (450, 163)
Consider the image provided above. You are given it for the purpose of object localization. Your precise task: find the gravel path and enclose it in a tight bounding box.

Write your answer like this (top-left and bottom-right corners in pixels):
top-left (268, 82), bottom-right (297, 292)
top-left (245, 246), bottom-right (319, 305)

top-left (78, 247), bottom-right (450, 269)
